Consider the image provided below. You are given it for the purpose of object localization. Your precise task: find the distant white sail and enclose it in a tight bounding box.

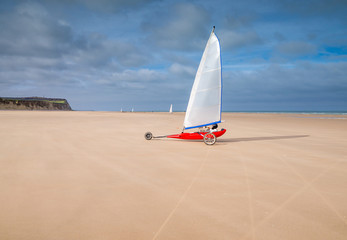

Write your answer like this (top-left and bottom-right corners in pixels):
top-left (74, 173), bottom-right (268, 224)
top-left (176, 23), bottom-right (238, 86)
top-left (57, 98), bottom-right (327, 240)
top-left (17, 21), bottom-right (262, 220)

top-left (169, 104), bottom-right (173, 113)
top-left (184, 27), bottom-right (222, 130)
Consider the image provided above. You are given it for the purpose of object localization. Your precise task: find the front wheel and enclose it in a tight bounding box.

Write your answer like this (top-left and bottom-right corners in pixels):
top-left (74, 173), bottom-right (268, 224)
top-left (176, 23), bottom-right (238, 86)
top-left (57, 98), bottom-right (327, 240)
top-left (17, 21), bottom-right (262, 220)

top-left (203, 132), bottom-right (216, 145)
top-left (144, 132), bottom-right (153, 140)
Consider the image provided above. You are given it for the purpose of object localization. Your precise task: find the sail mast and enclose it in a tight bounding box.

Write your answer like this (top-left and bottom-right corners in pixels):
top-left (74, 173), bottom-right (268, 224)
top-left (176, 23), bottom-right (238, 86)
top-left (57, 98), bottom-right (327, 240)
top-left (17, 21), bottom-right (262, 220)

top-left (183, 26), bottom-right (222, 130)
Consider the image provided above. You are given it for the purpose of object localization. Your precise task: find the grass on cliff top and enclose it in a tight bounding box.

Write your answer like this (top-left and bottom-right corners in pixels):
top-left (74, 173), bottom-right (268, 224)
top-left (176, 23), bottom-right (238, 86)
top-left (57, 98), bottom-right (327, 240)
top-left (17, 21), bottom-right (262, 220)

top-left (1, 97), bottom-right (67, 104)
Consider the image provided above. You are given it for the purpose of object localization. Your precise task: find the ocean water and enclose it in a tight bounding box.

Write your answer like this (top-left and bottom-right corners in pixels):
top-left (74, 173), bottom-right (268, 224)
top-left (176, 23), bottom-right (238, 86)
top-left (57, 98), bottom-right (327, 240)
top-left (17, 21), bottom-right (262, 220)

top-left (225, 111), bottom-right (347, 115)
top-left (225, 111), bottom-right (347, 119)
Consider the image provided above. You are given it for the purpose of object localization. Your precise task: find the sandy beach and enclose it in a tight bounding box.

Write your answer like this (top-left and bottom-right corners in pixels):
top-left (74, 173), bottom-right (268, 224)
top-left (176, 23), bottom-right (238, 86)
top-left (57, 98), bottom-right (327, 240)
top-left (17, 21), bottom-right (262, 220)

top-left (0, 111), bottom-right (346, 240)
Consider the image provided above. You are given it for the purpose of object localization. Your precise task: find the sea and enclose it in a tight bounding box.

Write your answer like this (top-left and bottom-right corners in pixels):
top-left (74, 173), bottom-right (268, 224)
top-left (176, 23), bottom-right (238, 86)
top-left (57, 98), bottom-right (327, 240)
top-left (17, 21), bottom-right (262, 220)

top-left (224, 111), bottom-right (347, 119)
top-left (225, 110), bottom-right (346, 114)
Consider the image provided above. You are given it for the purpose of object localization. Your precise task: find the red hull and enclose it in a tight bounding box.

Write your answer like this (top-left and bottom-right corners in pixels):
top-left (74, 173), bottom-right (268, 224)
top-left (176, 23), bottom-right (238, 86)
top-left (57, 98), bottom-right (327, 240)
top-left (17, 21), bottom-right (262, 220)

top-left (166, 129), bottom-right (226, 140)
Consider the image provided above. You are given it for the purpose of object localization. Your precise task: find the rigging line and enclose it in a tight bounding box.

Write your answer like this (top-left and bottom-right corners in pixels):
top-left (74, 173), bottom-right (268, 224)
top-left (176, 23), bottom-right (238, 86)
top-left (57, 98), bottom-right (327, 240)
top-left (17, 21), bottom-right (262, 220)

top-left (202, 67), bottom-right (221, 73)
top-left (152, 148), bottom-right (211, 240)
top-left (195, 86), bottom-right (221, 93)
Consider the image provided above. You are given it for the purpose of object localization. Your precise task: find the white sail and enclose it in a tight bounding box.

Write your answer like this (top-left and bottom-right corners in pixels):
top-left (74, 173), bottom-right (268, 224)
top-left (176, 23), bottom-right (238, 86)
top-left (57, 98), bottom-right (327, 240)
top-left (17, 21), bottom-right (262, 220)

top-left (184, 27), bottom-right (222, 130)
top-left (169, 104), bottom-right (173, 113)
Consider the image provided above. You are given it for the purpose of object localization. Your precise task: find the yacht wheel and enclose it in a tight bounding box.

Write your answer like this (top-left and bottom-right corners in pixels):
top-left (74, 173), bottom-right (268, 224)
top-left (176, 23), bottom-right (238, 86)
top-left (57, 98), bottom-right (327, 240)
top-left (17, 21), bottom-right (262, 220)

top-left (203, 132), bottom-right (216, 145)
top-left (144, 132), bottom-right (153, 140)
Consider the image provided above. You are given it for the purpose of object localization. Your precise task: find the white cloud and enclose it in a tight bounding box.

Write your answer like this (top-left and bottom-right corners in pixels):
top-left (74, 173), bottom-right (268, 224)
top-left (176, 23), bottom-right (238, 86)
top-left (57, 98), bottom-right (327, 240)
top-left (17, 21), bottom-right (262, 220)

top-left (220, 30), bottom-right (262, 50)
top-left (112, 68), bottom-right (163, 82)
top-left (223, 61), bottom-right (347, 110)
top-left (275, 41), bottom-right (317, 57)
top-left (0, 1), bottom-right (152, 93)
top-left (16, 1), bottom-right (48, 17)
top-left (169, 63), bottom-right (195, 77)
top-left (0, 0), bottom-right (346, 111)
top-left (143, 2), bottom-right (210, 50)
top-left (74, 0), bottom-right (160, 12)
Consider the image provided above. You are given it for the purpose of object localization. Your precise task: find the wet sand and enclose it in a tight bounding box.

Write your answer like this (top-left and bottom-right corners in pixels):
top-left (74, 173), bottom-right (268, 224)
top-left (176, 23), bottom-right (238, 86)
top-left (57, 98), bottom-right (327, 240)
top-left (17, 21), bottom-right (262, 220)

top-left (0, 111), bottom-right (346, 239)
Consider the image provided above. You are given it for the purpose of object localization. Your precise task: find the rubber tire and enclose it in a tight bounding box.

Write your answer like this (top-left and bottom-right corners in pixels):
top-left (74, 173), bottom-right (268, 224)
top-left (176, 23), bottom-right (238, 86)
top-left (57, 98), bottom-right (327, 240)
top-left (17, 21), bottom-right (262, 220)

top-left (144, 132), bottom-right (153, 140)
top-left (203, 132), bottom-right (216, 145)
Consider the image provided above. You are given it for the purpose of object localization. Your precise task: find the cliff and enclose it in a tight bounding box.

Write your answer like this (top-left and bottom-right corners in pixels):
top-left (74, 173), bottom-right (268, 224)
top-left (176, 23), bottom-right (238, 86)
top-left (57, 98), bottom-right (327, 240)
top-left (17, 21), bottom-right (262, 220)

top-left (0, 97), bottom-right (72, 110)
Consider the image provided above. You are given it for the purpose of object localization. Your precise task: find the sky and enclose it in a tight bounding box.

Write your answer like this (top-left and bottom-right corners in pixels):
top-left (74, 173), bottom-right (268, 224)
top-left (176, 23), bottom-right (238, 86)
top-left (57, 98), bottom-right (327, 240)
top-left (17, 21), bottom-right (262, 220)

top-left (0, 0), bottom-right (346, 111)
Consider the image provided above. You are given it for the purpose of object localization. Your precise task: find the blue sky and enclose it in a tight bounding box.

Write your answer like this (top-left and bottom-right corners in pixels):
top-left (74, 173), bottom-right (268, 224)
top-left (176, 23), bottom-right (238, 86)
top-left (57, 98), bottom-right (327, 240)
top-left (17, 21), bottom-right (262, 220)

top-left (0, 0), bottom-right (346, 111)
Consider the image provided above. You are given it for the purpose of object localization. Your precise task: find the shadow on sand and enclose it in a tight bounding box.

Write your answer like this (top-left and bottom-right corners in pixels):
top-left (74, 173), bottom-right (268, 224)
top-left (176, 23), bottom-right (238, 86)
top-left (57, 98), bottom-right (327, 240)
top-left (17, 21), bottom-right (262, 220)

top-left (218, 135), bottom-right (309, 143)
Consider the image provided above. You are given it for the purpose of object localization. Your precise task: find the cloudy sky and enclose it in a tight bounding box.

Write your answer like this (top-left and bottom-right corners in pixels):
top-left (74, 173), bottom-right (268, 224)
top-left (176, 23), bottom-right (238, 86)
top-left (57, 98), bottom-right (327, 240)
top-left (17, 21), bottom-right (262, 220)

top-left (0, 0), bottom-right (346, 111)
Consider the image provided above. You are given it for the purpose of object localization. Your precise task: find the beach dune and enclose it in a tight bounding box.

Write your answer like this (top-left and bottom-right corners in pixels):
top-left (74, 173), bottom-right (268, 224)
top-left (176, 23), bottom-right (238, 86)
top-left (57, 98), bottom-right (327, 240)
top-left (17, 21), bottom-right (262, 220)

top-left (0, 111), bottom-right (346, 239)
